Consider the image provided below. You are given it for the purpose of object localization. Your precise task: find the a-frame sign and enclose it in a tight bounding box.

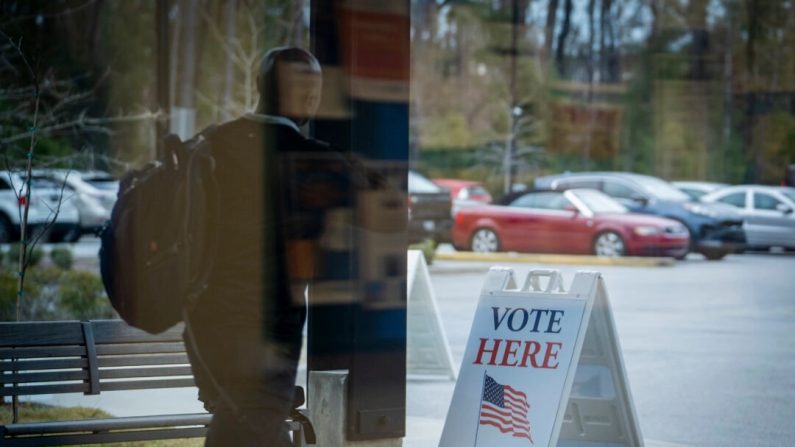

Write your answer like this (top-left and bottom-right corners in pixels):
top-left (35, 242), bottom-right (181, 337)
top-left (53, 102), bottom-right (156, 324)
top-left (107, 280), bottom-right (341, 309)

top-left (439, 268), bottom-right (644, 447)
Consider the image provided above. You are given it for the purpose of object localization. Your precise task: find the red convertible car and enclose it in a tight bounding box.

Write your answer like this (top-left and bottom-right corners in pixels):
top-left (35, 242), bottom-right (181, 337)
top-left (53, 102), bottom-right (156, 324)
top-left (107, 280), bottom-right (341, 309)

top-left (453, 189), bottom-right (690, 257)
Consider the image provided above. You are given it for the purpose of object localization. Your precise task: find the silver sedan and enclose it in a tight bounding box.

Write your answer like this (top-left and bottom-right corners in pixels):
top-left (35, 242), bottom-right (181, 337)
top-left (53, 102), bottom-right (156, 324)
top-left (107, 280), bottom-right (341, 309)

top-left (701, 185), bottom-right (795, 250)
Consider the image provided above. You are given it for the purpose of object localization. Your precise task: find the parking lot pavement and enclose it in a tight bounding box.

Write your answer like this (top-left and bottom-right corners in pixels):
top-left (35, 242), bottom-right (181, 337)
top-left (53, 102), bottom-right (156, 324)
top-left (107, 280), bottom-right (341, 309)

top-left (409, 252), bottom-right (795, 447)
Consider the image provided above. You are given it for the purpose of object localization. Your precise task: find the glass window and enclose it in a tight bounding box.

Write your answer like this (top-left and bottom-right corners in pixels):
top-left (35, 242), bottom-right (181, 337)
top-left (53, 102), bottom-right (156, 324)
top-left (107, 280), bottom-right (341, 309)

top-left (717, 192), bottom-right (746, 208)
top-left (408, 171), bottom-right (441, 193)
top-left (510, 192), bottom-right (569, 210)
top-left (556, 179), bottom-right (601, 190)
top-left (754, 192), bottom-right (782, 211)
top-left (602, 180), bottom-right (639, 200)
top-left (632, 177), bottom-right (690, 201)
top-left (572, 190), bottom-right (627, 214)
top-left (679, 188), bottom-right (705, 201)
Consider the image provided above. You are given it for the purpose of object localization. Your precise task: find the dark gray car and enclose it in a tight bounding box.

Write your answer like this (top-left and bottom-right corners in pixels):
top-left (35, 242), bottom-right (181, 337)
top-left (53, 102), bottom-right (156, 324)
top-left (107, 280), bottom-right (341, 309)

top-left (408, 170), bottom-right (453, 244)
top-left (535, 172), bottom-right (746, 260)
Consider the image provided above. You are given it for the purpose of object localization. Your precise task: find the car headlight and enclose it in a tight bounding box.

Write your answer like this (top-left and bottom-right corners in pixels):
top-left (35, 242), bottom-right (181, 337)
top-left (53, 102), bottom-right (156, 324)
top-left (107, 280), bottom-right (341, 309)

top-left (634, 226), bottom-right (659, 236)
top-left (683, 202), bottom-right (718, 218)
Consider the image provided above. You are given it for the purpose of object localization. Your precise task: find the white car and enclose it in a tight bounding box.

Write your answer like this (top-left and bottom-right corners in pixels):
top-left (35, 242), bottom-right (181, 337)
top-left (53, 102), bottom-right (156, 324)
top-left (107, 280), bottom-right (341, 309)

top-left (701, 185), bottom-right (795, 250)
top-left (31, 170), bottom-right (117, 237)
top-left (0, 171), bottom-right (81, 243)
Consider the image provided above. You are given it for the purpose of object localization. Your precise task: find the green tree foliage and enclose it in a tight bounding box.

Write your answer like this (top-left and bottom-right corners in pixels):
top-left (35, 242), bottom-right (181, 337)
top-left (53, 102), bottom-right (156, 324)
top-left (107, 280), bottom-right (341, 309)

top-left (413, 0), bottom-right (795, 187)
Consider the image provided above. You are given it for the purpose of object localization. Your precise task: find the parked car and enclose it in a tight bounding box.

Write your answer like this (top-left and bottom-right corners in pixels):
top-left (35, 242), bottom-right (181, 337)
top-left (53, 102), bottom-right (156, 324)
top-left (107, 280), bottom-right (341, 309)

top-left (78, 170), bottom-right (120, 193)
top-left (453, 189), bottom-right (689, 257)
top-left (535, 172), bottom-right (745, 260)
top-left (30, 169), bottom-right (117, 237)
top-left (433, 179), bottom-right (493, 204)
top-left (700, 185), bottom-right (795, 250)
top-left (673, 181), bottom-right (728, 201)
top-left (0, 171), bottom-right (81, 243)
top-left (408, 171), bottom-right (453, 244)
top-left (433, 178), bottom-right (493, 216)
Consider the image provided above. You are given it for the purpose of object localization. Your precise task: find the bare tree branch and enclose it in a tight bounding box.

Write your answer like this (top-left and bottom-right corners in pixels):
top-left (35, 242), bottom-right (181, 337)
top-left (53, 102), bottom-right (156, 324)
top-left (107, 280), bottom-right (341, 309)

top-left (1, 110), bottom-right (161, 145)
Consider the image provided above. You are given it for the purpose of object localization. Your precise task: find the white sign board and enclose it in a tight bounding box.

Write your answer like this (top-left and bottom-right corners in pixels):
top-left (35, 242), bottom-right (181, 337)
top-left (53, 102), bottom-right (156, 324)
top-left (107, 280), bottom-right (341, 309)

top-left (439, 268), bottom-right (643, 447)
top-left (407, 250), bottom-right (457, 380)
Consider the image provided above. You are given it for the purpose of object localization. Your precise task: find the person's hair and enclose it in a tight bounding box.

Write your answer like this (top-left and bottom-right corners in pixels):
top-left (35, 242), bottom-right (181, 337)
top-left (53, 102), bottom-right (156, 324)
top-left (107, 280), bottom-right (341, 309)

top-left (256, 47), bottom-right (321, 116)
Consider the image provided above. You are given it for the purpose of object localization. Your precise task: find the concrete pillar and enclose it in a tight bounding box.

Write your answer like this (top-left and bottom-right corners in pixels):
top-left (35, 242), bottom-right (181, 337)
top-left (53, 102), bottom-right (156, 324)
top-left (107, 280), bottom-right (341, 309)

top-left (307, 371), bottom-right (403, 447)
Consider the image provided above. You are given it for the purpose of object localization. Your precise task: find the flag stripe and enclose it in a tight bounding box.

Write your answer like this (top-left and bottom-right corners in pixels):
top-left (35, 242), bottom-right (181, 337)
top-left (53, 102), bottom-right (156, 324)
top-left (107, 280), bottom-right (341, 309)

top-left (480, 411), bottom-right (531, 434)
top-left (481, 402), bottom-right (529, 425)
top-left (481, 420), bottom-right (533, 442)
top-left (505, 384), bottom-right (528, 400)
top-left (504, 393), bottom-right (529, 410)
top-left (478, 374), bottom-right (533, 445)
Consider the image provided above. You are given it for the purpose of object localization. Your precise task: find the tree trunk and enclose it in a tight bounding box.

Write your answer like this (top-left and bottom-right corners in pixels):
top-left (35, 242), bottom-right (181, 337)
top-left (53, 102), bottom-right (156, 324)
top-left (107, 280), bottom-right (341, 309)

top-left (744, 0), bottom-right (760, 182)
top-left (556, 0), bottom-right (573, 76)
top-left (544, 0), bottom-right (559, 65)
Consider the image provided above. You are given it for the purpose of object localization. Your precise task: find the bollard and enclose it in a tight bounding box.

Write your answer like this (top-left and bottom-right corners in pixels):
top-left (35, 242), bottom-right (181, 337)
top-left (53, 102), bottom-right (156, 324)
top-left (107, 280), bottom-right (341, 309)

top-left (307, 371), bottom-right (403, 447)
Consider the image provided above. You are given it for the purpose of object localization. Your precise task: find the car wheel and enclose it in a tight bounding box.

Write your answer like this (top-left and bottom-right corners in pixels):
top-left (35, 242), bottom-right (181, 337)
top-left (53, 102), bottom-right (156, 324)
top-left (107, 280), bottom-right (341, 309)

top-left (593, 231), bottom-right (626, 257)
top-left (470, 228), bottom-right (500, 253)
top-left (0, 214), bottom-right (15, 243)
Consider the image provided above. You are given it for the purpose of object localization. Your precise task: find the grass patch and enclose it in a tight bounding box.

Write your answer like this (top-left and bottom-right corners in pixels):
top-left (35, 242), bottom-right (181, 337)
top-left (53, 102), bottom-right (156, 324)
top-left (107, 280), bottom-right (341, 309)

top-left (1, 403), bottom-right (204, 446)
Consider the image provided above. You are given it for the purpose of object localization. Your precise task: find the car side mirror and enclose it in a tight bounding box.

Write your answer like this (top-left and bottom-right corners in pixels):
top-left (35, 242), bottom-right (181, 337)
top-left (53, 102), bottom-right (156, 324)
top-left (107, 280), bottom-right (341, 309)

top-left (777, 203), bottom-right (793, 215)
top-left (563, 204), bottom-right (579, 214)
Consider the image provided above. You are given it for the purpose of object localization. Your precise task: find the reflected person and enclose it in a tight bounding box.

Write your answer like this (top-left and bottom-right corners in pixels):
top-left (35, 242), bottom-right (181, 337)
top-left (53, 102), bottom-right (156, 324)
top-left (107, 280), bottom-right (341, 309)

top-left (183, 47), bottom-right (332, 447)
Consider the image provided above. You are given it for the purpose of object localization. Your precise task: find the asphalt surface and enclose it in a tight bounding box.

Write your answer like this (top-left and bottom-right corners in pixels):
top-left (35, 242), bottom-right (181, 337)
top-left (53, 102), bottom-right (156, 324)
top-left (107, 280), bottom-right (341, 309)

top-left (32, 239), bottom-right (795, 446)
top-left (414, 251), bottom-right (795, 447)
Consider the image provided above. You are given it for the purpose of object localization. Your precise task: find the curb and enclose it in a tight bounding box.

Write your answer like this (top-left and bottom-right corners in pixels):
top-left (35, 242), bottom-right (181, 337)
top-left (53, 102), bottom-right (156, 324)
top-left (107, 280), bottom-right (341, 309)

top-left (434, 251), bottom-right (675, 267)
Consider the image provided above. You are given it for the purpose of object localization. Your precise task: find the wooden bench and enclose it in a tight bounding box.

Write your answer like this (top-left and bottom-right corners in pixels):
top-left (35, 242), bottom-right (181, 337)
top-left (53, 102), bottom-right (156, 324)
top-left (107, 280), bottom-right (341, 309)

top-left (0, 320), bottom-right (312, 446)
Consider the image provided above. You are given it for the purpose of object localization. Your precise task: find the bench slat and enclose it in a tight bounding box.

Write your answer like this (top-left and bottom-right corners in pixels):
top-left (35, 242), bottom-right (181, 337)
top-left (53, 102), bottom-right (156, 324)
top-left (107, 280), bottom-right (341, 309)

top-left (91, 321), bottom-right (184, 344)
top-left (0, 358), bottom-right (87, 372)
top-left (0, 322), bottom-right (84, 348)
top-left (0, 370), bottom-right (86, 385)
top-left (0, 427), bottom-right (209, 447)
top-left (99, 377), bottom-right (196, 391)
top-left (95, 342), bottom-right (186, 356)
top-left (0, 382), bottom-right (88, 397)
top-left (0, 346), bottom-right (85, 360)
top-left (98, 366), bottom-right (194, 380)
top-left (3, 413), bottom-right (211, 435)
top-left (97, 354), bottom-right (190, 368)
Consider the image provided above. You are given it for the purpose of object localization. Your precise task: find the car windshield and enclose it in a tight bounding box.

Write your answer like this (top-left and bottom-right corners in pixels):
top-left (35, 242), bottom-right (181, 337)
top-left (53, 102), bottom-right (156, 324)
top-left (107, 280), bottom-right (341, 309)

top-left (633, 176), bottom-right (690, 201)
top-left (461, 186), bottom-right (489, 199)
top-left (572, 189), bottom-right (627, 214)
top-left (408, 171), bottom-right (442, 193)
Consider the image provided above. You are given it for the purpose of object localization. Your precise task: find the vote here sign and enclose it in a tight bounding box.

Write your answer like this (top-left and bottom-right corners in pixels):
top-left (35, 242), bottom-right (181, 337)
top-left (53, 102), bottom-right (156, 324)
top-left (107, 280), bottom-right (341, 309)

top-left (439, 268), bottom-right (595, 447)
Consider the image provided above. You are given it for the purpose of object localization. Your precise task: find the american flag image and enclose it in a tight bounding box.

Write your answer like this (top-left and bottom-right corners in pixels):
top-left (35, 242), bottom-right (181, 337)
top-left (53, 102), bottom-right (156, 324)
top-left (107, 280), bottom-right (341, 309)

top-left (478, 373), bottom-right (533, 444)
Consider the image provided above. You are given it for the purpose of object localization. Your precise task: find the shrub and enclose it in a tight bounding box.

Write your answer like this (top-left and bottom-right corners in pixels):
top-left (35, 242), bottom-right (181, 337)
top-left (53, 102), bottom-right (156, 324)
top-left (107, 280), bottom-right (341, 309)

top-left (409, 239), bottom-right (437, 266)
top-left (5, 243), bottom-right (44, 269)
top-left (0, 270), bottom-right (18, 321)
top-left (50, 247), bottom-right (74, 270)
top-left (0, 268), bottom-right (52, 321)
top-left (59, 270), bottom-right (115, 320)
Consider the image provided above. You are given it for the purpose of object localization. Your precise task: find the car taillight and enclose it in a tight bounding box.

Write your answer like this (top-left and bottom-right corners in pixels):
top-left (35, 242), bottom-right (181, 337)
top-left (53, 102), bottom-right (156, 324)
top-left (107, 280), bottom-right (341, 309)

top-left (18, 196), bottom-right (28, 206)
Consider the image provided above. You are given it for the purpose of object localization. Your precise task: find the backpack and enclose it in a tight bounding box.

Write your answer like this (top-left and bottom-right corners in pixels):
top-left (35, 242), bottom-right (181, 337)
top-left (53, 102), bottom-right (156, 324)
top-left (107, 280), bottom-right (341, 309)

top-left (99, 127), bottom-right (219, 334)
